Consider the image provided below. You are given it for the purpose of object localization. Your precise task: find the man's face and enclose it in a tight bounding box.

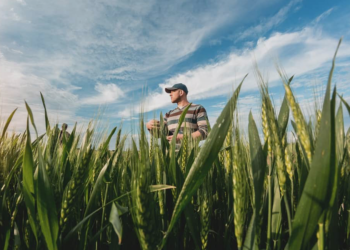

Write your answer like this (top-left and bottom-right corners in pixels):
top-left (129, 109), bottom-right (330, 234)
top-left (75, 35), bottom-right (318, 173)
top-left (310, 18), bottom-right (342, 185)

top-left (169, 89), bottom-right (181, 103)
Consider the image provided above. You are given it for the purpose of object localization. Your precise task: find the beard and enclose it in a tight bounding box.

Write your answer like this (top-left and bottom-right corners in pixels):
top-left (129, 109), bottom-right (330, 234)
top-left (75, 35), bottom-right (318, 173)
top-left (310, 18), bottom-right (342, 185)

top-left (171, 95), bottom-right (181, 103)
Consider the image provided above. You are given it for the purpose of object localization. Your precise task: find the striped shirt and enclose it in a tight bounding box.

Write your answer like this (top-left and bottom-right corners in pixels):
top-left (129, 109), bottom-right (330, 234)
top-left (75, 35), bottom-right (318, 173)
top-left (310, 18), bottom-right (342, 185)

top-left (164, 103), bottom-right (209, 139)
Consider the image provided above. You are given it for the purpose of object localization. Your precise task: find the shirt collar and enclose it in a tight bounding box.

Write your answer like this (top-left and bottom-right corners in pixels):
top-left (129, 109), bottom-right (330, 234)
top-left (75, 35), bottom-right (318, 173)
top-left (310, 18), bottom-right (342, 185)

top-left (176, 103), bottom-right (190, 110)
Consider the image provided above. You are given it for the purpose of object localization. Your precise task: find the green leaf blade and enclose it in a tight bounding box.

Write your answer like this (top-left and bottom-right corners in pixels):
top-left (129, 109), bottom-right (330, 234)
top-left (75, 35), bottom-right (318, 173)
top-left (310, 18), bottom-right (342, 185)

top-left (36, 148), bottom-right (59, 250)
top-left (22, 117), bottom-right (38, 242)
top-left (248, 111), bottom-right (266, 213)
top-left (84, 159), bottom-right (111, 217)
top-left (25, 101), bottom-right (38, 137)
top-left (109, 203), bottom-right (123, 245)
top-left (1, 108), bottom-right (17, 141)
top-left (40, 92), bottom-right (51, 133)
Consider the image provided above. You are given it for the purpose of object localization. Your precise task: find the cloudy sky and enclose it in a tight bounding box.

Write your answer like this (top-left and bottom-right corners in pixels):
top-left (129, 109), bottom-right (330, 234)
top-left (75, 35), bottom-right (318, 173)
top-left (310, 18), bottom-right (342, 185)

top-left (1, 0), bottom-right (350, 142)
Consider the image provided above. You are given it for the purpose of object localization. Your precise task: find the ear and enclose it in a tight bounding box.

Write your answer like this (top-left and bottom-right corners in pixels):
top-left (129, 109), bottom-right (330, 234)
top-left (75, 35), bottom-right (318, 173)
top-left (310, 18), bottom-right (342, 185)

top-left (180, 90), bottom-right (184, 96)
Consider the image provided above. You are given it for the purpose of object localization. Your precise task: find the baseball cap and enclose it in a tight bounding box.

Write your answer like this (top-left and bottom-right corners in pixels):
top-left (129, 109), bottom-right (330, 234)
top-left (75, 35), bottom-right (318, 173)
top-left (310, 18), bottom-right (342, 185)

top-left (165, 83), bottom-right (188, 95)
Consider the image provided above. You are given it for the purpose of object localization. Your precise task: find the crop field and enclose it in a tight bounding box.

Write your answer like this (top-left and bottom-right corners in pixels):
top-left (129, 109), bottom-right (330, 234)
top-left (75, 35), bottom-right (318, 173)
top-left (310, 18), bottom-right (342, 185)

top-left (1, 41), bottom-right (350, 250)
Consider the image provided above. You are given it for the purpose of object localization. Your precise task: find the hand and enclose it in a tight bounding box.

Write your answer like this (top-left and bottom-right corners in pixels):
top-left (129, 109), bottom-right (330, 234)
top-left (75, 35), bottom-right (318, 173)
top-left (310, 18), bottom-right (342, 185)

top-left (146, 119), bottom-right (160, 131)
top-left (166, 134), bottom-right (183, 142)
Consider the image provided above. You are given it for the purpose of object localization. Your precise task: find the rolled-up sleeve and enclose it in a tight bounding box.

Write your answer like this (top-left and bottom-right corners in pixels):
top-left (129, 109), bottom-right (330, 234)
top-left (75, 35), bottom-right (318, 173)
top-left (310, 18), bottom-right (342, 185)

top-left (196, 106), bottom-right (209, 139)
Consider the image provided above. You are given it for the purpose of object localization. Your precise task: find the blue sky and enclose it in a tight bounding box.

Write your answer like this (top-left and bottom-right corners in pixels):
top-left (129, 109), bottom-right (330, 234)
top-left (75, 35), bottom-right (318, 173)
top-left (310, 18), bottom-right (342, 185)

top-left (1, 0), bottom-right (350, 143)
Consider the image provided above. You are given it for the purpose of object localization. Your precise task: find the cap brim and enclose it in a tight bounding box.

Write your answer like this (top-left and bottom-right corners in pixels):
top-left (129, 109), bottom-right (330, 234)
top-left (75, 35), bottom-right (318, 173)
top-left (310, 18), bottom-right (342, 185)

top-left (165, 87), bottom-right (177, 93)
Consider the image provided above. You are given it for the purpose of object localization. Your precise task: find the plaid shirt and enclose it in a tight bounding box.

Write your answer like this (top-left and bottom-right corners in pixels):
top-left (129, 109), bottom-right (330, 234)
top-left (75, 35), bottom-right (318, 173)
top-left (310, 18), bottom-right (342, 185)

top-left (164, 103), bottom-right (208, 139)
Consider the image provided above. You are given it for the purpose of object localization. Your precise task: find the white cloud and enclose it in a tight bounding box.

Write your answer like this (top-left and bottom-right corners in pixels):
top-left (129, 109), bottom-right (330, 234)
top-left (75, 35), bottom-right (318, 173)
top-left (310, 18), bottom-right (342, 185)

top-left (120, 26), bottom-right (350, 119)
top-left (211, 102), bottom-right (226, 108)
top-left (313, 8), bottom-right (334, 25)
top-left (1, 46), bottom-right (23, 54)
top-left (0, 52), bottom-right (81, 133)
top-left (0, 0), bottom-right (282, 82)
top-left (0, 0), bottom-right (284, 132)
top-left (236, 0), bottom-right (302, 41)
top-left (15, 0), bottom-right (26, 6)
top-left (82, 82), bottom-right (124, 105)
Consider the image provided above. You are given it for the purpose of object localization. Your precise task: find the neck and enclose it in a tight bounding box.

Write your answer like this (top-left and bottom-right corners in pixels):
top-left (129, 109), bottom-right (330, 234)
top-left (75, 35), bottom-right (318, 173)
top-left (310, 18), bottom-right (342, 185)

top-left (177, 99), bottom-right (189, 108)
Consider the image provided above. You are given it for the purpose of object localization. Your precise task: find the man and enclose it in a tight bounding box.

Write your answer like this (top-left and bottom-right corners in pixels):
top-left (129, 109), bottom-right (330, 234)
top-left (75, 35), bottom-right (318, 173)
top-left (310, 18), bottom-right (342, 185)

top-left (146, 83), bottom-right (208, 142)
top-left (59, 123), bottom-right (70, 144)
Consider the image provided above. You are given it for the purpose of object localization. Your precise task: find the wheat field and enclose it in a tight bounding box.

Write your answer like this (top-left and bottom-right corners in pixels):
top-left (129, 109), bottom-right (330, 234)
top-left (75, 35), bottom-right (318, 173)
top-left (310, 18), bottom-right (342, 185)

top-left (1, 40), bottom-right (350, 250)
